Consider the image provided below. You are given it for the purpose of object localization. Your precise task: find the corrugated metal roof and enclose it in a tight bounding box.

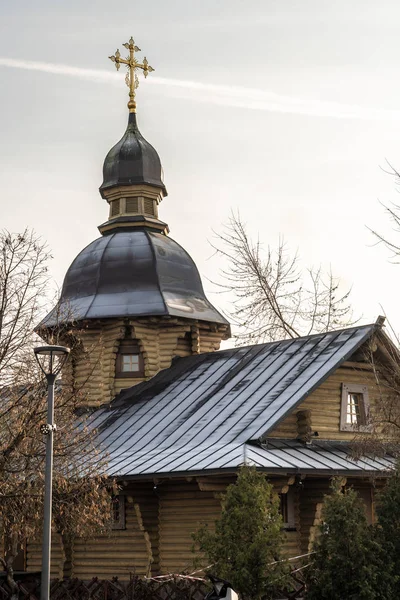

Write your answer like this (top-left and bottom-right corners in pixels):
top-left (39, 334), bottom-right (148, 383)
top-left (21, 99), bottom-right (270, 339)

top-left (90, 323), bottom-right (392, 478)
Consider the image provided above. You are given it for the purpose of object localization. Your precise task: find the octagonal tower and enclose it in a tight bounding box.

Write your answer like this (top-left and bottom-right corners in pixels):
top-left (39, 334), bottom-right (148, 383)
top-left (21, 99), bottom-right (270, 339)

top-left (39, 40), bottom-right (230, 406)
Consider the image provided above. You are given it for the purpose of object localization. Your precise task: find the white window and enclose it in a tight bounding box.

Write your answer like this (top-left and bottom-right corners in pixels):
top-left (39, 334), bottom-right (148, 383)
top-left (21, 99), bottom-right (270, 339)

top-left (116, 339), bottom-right (144, 378)
top-left (340, 383), bottom-right (370, 432)
top-left (122, 354), bottom-right (140, 372)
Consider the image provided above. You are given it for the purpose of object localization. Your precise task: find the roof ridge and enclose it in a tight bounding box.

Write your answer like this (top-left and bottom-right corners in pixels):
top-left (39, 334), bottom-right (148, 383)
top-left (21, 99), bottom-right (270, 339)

top-left (205, 322), bottom-right (377, 357)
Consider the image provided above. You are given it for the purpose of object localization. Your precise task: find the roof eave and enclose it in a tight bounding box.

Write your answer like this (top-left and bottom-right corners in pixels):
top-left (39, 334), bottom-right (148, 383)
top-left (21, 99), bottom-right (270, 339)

top-left (110, 465), bottom-right (393, 482)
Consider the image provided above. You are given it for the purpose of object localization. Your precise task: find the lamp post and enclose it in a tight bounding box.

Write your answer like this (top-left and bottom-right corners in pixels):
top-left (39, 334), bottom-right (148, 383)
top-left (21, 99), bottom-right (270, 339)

top-left (34, 345), bottom-right (70, 600)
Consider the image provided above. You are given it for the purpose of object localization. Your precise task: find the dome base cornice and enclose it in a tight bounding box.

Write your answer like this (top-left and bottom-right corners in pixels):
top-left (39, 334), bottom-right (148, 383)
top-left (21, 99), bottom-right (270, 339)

top-left (98, 215), bottom-right (169, 235)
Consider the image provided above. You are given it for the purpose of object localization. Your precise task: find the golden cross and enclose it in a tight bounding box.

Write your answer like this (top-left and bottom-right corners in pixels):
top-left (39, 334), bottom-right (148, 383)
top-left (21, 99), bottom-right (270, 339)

top-left (109, 37), bottom-right (155, 113)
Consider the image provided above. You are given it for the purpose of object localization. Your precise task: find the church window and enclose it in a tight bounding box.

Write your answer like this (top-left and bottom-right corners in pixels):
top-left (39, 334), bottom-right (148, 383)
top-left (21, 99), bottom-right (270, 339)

top-left (116, 339), bottom-right (144, 378)
top-left (111, 199), bottom-right (120, 217)
top-left (340, 383), bottom-right (370, 432)
top-left (125, 197), bottom-right (139, 213)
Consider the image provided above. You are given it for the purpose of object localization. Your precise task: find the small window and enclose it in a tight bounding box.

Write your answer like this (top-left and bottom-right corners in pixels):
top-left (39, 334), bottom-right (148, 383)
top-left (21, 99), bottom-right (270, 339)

top-left (122, 354), bottom-right (140, 372)
top-left (126, 197), bottom-right (139, 213)
top-left (340, 383), bottom-right (370, 432)
top-left (143, 198), bottom-right (155, 216)
top-left (116, 339), bottom-right (144, 378)
top-left (279, 489), bottom-right (295, 530)
top-left (111, 199), bottom-right (120, 217)
top-left (112, 495), bottom-right (126, 530)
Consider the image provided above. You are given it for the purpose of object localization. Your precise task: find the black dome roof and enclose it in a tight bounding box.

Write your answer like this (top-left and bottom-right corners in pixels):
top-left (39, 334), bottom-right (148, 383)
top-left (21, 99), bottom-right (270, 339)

top-left (41, 230), bottom-right (228, 327)
top-left (100, 113), bottom-right (167, 197)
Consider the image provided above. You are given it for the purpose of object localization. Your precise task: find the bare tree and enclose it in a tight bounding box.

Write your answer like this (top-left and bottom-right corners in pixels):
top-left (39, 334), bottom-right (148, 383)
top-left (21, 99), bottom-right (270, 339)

top-left (350, 166), bottom-right (400, 452)
top-left (369, 163), bottom-right (400, 261)
top-left (213, 213), bottom-right (355, 344)
top-left (0, 230), bottom-right (114, 594)
top-left (0, 230), bottom-right (51, 386)
top-left (350, 323), bottom-right (400, 457)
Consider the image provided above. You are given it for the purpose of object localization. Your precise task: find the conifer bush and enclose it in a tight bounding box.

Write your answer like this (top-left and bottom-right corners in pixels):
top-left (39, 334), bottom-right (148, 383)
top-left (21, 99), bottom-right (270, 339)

top-left (306, 478), bottom-right (392, 600)
top-left (375, 462), bottom-right (400, 594)
top-left (193, 466), bottom-right (288, 600)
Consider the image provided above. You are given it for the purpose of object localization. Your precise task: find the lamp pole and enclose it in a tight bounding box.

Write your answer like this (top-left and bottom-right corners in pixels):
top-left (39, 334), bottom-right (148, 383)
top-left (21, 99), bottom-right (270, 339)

top-left (34, 345), bottom-right (70, 600)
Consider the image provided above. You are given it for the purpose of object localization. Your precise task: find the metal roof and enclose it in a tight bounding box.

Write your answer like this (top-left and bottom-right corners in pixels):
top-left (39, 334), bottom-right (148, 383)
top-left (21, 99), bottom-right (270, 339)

top-left (87, 323), bottom-right (393, 478)
top-left (100, 112), bottom-right (167, 197)
top-left (40, 230), bottom-right (229, 327)
top-left (244, 439), bottom-right (395, 474)
top-left (102, 440), bottom-right (395, 479)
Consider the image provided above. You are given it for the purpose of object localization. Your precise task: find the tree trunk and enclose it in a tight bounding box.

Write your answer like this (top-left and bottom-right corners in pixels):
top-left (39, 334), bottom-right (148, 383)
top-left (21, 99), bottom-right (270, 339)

top-left (61, 533), bottom-right (74, 578)
top-left (1, 533), bottom-right (19, 600)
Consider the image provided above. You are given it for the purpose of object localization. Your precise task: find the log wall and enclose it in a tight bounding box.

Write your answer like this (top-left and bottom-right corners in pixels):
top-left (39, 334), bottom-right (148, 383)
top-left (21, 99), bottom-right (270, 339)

top-left (158, 481), bottom-right (221, 574)
top-left (299, 478), bottom-right (331, 554)
top-left (157, 477), bottom-right (303, 574)
top-left (26, 535), bottom-right (64, 578)
top-left (299, 476), bottom-right (379, 554)
top-left (24, 475), bottom-right (384, 579)
top-left (26, 483), bottom-right (159, 581)
top-left (72, 484), bottom-right (158, 580)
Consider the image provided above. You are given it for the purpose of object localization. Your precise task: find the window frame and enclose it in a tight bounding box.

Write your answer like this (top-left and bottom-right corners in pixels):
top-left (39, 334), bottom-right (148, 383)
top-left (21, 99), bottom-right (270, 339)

top-left (279, 488), bottom-right (296, 530)
top-left (111, 494), bottom-right (126, 530)
top-left (121, 353), bottom-right (140, 372)
top-left (125, 196), bottom-right (140, 213)
top-left (115, 340), bottom-right (144, 379)
top-left (143, 197), bottom-right (155, 216)
top-left (340, 383), bottom-right (370, 432)
top-left (110, 199), bottom-right (120, 218)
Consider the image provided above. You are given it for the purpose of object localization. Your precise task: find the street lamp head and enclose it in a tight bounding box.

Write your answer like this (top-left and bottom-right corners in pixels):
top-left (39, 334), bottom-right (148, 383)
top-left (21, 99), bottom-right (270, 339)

top-left (34, 345), bottom-right (70, 378)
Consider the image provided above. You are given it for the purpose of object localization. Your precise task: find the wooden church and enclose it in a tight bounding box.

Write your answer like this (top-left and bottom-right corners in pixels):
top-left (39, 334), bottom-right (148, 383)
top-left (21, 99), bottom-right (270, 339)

top-left (29, 38), bottom-right (396, 580)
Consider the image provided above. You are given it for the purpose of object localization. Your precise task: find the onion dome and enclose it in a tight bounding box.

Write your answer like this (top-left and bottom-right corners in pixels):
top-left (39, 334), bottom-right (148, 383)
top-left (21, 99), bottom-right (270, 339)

top-left (40, 230), bottom-right (229, 327)
top-left (100, 113), bottom-right (167, 198)
top-left (39, 36), bottom-right (229, 335)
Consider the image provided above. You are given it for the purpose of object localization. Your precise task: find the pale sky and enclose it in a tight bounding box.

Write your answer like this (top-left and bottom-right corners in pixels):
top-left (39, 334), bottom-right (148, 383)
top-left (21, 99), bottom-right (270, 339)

top-left (1, 0), bottom-right (400, 339)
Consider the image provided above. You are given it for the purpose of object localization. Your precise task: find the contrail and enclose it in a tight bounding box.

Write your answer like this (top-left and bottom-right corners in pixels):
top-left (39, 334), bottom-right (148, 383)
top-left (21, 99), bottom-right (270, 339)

top-left (0, 56), bottom-right (399, 122)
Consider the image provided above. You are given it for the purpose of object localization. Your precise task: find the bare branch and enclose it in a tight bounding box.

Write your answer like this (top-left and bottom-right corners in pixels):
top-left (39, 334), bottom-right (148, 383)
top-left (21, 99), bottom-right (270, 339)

top-left (212, 213), bottom-right (355, 344)
top-left (0, 230), bottom-right (113, 580)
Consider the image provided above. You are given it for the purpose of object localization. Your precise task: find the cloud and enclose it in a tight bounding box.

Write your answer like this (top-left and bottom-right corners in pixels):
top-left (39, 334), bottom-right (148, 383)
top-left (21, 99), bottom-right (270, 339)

top-left (1, 56), bottom-right (400, 122)
top-left (0, 57), bottom-right (119, 84)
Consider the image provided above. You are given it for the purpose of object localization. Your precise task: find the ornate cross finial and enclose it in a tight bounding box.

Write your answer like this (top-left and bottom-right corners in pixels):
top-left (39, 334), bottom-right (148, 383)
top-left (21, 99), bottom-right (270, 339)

top-left (109, 37), bottom-right (155, 113)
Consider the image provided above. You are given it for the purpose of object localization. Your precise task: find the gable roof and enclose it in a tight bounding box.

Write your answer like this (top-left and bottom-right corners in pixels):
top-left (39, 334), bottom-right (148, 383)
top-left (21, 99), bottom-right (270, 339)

top-left (91, 323), bottom-right (390, 478)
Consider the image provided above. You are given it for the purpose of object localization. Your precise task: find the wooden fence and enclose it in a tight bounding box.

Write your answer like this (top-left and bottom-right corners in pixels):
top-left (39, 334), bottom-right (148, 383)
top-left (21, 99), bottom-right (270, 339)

top-left (0, 576), bottom-right (208, 600)
top-left (0, 572), bottom-right (305, 600)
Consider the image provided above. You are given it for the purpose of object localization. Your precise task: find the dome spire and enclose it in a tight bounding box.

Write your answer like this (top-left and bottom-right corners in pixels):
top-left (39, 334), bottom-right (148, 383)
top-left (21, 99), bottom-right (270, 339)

top-left (100, 36), bottom-right (167, 236)
top-left (109, 37), bottom-right (154, 113)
